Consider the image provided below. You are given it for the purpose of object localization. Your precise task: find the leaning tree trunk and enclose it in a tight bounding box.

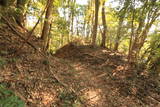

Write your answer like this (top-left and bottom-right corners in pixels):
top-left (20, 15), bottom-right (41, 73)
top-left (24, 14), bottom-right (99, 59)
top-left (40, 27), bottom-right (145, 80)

top-left (130, 21), bottom-right (156, 62)
top-left (128, 0), bottom-right (160, 63)
top-left (41, 0), bottom-right (54, 51)
top-left (92, 0), bottom-right (99, 46)
top-left (101, 1), bottom-right (107, 48)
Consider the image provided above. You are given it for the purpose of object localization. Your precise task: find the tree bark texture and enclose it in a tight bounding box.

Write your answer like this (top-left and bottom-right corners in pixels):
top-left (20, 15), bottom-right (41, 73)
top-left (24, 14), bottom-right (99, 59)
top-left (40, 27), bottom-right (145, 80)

top-left (41, 0), bottom-right (54, 50)
top-left (92, 0), bottom-right (99, 46)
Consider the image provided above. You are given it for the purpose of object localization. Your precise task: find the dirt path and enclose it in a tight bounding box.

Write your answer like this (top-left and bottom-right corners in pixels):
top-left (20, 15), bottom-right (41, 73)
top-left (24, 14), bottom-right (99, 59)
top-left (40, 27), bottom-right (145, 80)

top-left (68, 61), bottom-right (112, 107)
top-left (54, 44), bottom-right (160, 107)
top-left (56, 59), bottom-right (144, 107)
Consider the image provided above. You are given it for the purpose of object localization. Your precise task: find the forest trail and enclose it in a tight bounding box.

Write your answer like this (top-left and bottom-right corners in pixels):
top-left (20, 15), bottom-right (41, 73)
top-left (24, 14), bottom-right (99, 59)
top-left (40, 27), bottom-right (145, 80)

top-left (57, 59), bottom-right (125, 107)
top-left (59, 60), bottom-right (111, 107)
top-left (1, 36), bottom-right (160, 107)
top-left (54, 43), bottom-right (160, 107)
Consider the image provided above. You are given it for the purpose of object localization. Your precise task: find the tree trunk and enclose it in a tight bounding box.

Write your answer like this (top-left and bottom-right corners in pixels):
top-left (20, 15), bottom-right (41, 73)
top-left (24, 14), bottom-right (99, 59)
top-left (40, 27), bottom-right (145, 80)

top-left (0, 0), bottom-right (9, 6)
top-left (128, 1), bottom-right (135, 63)
top-left (16, 0), bottom-right (30, 27)
top-left (130, 1), bottom-right (160, 62)
top-left (101, 1), bottom-right (107, 48)
top-left (0, 0), bottom-right (29, 28)
top-left (114, 20), bottom-right (122, 51)
top-left (41, 0), bottom-right (54, 50)
top-left (114, 0), bottom-right (130, 51)
top-left (92, 0), bottom-right (99, 46)
top-left (68, 0), bottom-right (75, 41)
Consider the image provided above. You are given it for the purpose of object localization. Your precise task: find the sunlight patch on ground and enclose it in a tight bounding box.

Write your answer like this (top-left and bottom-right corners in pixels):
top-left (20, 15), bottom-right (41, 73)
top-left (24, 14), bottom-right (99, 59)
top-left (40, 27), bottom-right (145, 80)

top-left (102, 49), bottom-right (110, 53)
top-left (113, 65), bottom-right (127, 77)
top-left (30, 91), bottom-right (56, 106)
top-left (83, 89), bottom-right (102, 105)
top-left (41, 92), bottom-right (56, 106)
top-left (73, 63), bottom-right (84, 71)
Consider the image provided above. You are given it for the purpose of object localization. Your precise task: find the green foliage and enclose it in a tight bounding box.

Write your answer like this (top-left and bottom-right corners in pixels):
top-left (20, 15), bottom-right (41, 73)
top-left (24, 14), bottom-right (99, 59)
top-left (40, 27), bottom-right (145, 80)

top-left (54, 0), bottom-right (63, 7)
top-left (8, 58), bottom-right (18, 63)
top-left (140, 33), bottom-right (160, 73)
top-left (54, 17), bottom-right (69, 34)
top-left (148, 33), bottom-right (160, 68)
top-left (0, 57), bottom-right (7, 68)
top-left (0, 51), bottom-right (8, 55)
top-left (49, 16), bottom-right (70, 52)
top-left (15, 8), bottom-right (22, 15)
top-left (0, 84), bottom-right (25, 107)
top-left (119, 39), bottom-right (130, 53)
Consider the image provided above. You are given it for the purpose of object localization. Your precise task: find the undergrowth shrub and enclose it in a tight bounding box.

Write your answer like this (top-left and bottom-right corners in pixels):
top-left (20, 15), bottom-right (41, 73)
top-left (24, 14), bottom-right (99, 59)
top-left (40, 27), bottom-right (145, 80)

top-left (0, 84), bottom-right (25, 107)
top-left (147, 34), bottom-right (160, 74)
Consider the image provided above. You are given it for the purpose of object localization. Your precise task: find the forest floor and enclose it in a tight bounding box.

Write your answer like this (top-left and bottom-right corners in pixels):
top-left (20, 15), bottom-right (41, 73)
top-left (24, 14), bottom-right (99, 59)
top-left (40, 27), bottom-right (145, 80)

top-left (0, 25), bottom-right (160, 107)
top-left (54, 43), bottom-right (160, 107)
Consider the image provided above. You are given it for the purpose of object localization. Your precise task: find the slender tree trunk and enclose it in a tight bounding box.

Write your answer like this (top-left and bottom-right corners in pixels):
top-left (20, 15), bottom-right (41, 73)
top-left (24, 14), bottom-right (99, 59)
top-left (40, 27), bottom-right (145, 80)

top-left (46, 23), bottom-right (52, 50)
top-left (68, 0), bottom-right (75, 41)
top-left (128, 3), bottom-right (135, 63)
top-left (114, 20), bottom-right (123, 51)
top-left (16, 0), bottom-right (30, 27)
top-left (76, 18), bottom-right (79, 36)
top-left (88, 11), bottom-right (94, 40)
top-left (41, 0), bottom-right (54, 50)
top-left (114, 0), bottom-right (129, 51)
top-left (60, 34), bottom-right (64, 46)
top-left (92, 0), bottom-right (99, 46)
top-left (71, 13), bottom-right (74, 36)
top-left (101, 1), bottom-right (107, 48)
top-left (83, 20), bottom-right (86, 37)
